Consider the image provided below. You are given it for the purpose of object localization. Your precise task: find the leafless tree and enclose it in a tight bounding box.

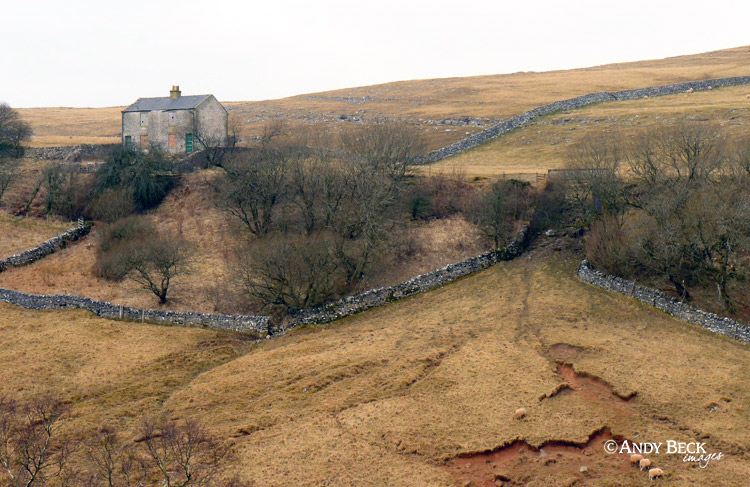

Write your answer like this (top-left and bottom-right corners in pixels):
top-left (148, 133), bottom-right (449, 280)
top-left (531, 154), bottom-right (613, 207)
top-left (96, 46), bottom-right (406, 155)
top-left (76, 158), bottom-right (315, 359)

top-left (17, 175), bottom-right (44, 216)
top-left (237, 233), bottom-right (344, 312)
top-left (218, 147), bottom-right (296, 237)
top-left (137, 416), bottom-right (235, 487)
top-left (0, 159), bottom-right (17, 206)
top-left (0, 104), bottom-right (32, 159)
top-left (81, 426), bottom-right (148, 487)
top-left (123, 235), bottom-right (191, 304)
top-left (564, 134), bottom-right (625, 217)
top-left (0, 396), bottom-right (69, 487)
top-left (339, 121), bottom-right (424, 181)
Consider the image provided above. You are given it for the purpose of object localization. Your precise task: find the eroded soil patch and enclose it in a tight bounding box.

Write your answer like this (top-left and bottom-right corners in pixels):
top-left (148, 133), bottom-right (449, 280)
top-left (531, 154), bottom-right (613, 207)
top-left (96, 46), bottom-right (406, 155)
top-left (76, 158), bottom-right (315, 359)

top-left (556, 363), bottom-right (637, 403)
top-left (547, 343), bottom-right (583, 362)
top-left (446, 428), bottom-right (635, 486)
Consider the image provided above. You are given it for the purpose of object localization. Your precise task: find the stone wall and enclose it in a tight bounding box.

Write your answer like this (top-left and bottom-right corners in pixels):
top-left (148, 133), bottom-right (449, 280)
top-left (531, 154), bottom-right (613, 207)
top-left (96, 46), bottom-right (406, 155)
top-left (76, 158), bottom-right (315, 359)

top-left (0, 287), bottom-right (269, 334)
top-left (417, 76), bottom-right (750, 164)
top-left (0, 220), bottom-right (269, 334)
top-left (0, 219), bottom-right (92, 272)
top-left (0, 219), bottom-right (529, 336)
top-left (577, 259), bottom-right (750, 344)
top-left (25, 144), bottom-right (118, 162)
top-left (290, 228), bottom-right (530, 326)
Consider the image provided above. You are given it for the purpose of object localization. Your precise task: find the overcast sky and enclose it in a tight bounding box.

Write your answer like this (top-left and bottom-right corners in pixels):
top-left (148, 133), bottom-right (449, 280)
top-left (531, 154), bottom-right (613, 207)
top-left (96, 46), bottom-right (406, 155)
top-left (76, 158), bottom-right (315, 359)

top-left (1, 0), bottom-right (748, 108)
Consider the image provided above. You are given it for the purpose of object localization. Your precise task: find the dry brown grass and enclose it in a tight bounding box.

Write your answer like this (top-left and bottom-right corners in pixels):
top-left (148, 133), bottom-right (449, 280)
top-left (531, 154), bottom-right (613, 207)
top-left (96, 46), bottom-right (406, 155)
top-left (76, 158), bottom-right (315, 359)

top-left (17, 46), bottom-right (750, 152)
top-left (0, 211), bottom-right (70, 258)
top-left (0, 302), bottom-right (253, 436)
top-left (0, 169), bottom-right (490, 313)
top-left (0, 170), bottom-right (240, 312)
top-left (3, 249), bottom-right (747, 485)
top-left (432, 84), bottom-right (750, 177)
top-left (169, 250), bottom-right (750, 485)
top-left (16, 106), bottom-right (122, 147)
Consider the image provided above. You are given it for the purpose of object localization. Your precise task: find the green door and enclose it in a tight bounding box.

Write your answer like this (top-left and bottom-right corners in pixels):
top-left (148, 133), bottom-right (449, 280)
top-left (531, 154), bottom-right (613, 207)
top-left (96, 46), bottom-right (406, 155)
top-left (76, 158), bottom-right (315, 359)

top-left (186, 133), bottom-right (193, 154)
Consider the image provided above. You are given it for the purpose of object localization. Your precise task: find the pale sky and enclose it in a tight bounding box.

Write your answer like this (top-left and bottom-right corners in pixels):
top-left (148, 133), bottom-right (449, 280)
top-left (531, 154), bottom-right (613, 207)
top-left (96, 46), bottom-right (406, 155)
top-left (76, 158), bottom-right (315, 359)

top-left (1, 0), bottom-right (748, 108)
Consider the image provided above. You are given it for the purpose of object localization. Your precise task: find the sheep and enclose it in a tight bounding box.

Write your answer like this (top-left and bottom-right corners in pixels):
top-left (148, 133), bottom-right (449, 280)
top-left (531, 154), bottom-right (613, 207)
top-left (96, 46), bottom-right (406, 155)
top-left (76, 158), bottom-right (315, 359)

top-left (648, 468), bottom-right (663, 480)
top-left (708, 86), bottom-right (713, 90)
top-left (639, 458), bottom-right (652, 470)
top-left (513, 407), bottom-right (527, 420)
top-left (687, 88), bottom-right (694, 94)
top-left (629, 454), bottom-right (643, 465)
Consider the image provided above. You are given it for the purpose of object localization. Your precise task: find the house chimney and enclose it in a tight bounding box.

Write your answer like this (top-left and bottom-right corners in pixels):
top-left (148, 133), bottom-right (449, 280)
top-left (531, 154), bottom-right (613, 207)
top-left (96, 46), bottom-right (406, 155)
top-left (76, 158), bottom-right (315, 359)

top-left (170, 85), bottom-right (181, 99)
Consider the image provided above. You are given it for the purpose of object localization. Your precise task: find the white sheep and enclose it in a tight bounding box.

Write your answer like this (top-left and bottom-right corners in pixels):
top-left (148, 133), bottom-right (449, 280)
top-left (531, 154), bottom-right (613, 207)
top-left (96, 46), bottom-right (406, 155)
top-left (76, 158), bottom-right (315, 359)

top-left (639, 458), bottom-right (652, 470)
top-left (513, 407), bottom-right (527, 420)
top-left (687, 88), bottom-right (694, 94)
top-left (629, 454), bottom-right (643, 465)
top-left (648, 467), bottom-right (663, 480)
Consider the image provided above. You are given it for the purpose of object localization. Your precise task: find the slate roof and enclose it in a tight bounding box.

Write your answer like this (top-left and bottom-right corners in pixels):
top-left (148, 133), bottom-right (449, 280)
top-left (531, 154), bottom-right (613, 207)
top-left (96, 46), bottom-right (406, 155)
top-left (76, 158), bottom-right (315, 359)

top-left (122, 95), bottom-right (212, 113)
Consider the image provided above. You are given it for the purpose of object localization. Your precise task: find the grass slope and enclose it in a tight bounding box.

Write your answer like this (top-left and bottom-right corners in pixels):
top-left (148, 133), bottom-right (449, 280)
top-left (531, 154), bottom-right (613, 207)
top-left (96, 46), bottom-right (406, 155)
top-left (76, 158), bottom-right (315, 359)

top-left (17, 46), bottom-right (750, 153)
top-left (2, 248), bottom-right (744, 485)
top-left (431, 84), bottom-right (750, 177)
top-left (0, 211), bottom-right (70, 259)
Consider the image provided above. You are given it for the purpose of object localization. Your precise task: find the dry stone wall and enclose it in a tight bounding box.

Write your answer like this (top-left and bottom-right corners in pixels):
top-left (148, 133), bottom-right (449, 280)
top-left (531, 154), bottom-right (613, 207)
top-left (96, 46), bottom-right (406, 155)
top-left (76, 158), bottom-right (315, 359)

top-left (0, 219), bottom-right (92, 272)
top-left (0, 219), bottom-right (529, 336)
top-left (0, 287), bottom-right (270, 334)
top-left (417, 76), bottom-right (750, 164)
top-left (578, 259), bottom-right (750, 344)
top-left (25, 144), bottom-right (118, 162)
top-left (0, 220), bottom-right (270, 334)
top-left (290, 228), bottom-right (530, 326)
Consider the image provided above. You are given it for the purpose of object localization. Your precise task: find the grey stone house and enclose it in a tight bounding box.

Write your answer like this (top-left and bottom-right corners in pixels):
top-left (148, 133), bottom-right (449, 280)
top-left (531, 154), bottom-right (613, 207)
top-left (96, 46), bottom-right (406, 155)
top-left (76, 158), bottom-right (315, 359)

top-left (122, 86), bottom-right (227, 154)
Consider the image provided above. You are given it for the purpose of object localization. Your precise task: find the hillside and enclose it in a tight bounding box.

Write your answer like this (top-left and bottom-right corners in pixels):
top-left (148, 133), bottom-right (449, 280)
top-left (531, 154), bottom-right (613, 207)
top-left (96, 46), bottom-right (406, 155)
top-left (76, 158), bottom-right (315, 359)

top-left (1, 247), bottom-right (748, 485)
top-left (3, 46), bottom-right (750, 486)
top-left (17, 46), bottom-right (750, 152)
top-left (431, 83), bottom-right (750, 176)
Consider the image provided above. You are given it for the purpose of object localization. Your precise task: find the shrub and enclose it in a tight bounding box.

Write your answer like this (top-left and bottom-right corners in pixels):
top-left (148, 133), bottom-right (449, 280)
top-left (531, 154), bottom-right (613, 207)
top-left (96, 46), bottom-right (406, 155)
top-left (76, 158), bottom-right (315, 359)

top-left (93, 146), bottom-right (176, 212)
top-left (86, 187), bottom-right (136, 223)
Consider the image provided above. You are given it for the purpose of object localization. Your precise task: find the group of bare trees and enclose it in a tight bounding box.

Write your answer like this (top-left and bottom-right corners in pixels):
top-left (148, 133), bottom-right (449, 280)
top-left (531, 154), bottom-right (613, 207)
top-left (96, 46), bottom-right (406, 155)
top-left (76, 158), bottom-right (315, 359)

top-left (568, 123), bottom-right (750, 311)
top-left (214, 122), bottom-right (425, 313)
top-left (0, 396), bottom-right (246, 487)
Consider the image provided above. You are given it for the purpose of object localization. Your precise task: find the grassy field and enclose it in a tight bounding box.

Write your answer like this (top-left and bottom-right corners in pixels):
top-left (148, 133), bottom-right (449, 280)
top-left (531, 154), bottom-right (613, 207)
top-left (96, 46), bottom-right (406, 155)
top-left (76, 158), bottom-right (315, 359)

top-left (16, 106), bottom-right (122, 147)
top-left (429, 84), bottom-right (750, 177)
top-left (17, 46), bottom-right (750, 153)
top-left (1, 247), bottom-right (748, 485)
top-left (0, 211), bottom-right (70, 258)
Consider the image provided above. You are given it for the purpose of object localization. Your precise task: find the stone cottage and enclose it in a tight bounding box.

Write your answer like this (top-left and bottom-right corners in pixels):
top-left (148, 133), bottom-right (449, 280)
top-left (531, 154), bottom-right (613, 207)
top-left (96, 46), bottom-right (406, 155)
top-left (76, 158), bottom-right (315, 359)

top-left (121, 86), bottom-right (227, 154)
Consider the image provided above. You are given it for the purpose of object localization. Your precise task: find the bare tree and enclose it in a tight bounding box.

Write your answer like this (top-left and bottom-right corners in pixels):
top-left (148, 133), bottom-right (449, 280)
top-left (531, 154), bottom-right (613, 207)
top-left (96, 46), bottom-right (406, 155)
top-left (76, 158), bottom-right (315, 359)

top-left (339, 121), bottom-right (424, 181)
top-left (138, 416), bottom-right (232, 487)
top-left (123, 235), bottom-right (191, 304)
top-left (81, 426), bottom-right (148, 487)
top-left (0, 159), bottom-right (17, 206)
top-left (564, 134), bottom-right (625, 217)
top-left (0, 104), bottom-right (32, 159)
top-left (0, 397), bottom-right (69, 487)
top-left (237, 233), bottom-right (344, 312)
top-left (218, 148), bottom-right (294, 236)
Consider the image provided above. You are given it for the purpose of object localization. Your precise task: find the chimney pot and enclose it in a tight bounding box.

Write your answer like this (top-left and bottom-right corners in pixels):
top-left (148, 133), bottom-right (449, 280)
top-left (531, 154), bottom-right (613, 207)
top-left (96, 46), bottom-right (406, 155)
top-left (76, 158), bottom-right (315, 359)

top-left (170, 85), bottom-right (181, 100)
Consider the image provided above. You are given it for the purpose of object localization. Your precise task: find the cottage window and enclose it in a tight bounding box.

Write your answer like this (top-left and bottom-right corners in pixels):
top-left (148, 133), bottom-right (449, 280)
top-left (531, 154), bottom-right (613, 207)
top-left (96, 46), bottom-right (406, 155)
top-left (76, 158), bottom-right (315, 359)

top-left (169, 134), bottom-right (177, 148)
top-left (124, 135), bottom-right (132, 147)
top-left (140, 135), bottom-right (148, 148)
top-left (185, 133), bottom-right (193, 153)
